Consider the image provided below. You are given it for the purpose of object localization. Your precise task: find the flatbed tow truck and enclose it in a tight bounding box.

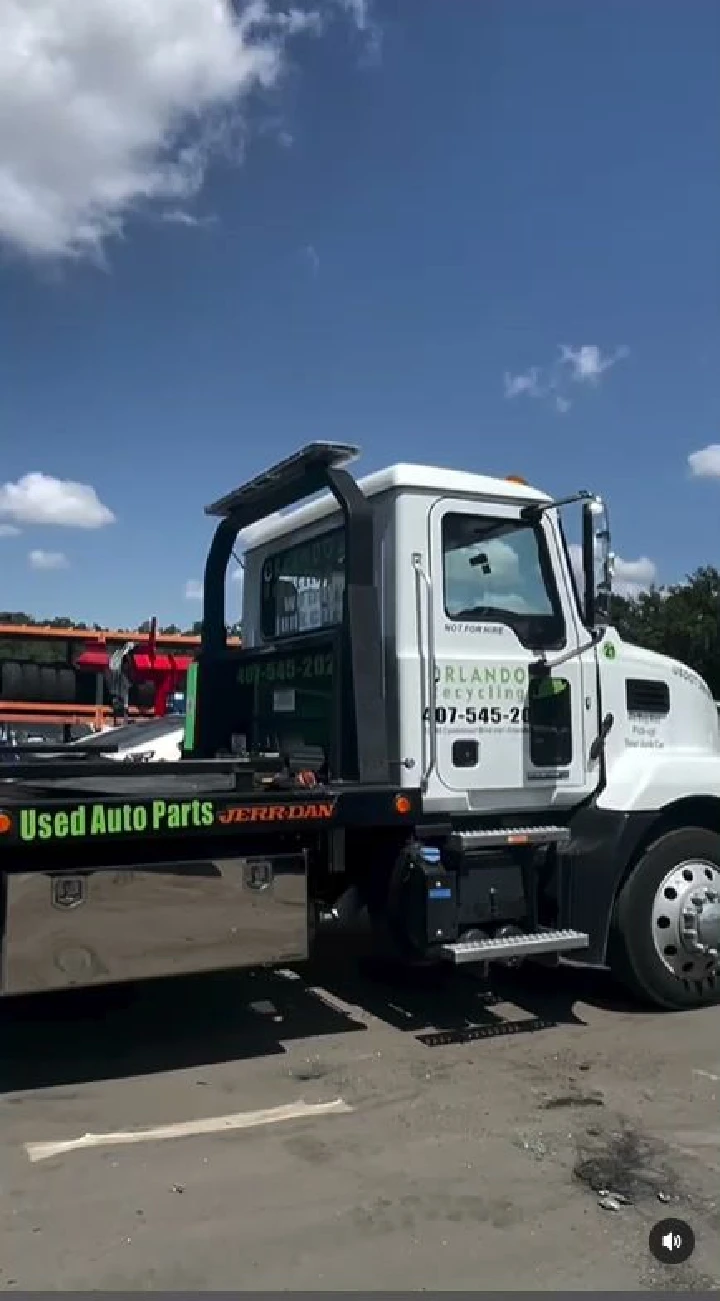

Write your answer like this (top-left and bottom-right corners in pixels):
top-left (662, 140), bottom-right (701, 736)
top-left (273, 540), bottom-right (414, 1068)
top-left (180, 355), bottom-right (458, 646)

top-left (2, 444), bottom-right (720, 1010)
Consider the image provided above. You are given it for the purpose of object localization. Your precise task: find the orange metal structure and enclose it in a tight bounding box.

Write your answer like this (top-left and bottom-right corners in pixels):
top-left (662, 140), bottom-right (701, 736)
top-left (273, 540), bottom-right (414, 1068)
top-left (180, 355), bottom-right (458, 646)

top-left (0, 621), bottom-right (240, 729)
top-left (0, 702), bottom-right (149, 729)
top-left (0, 623), bottom-right (204, 646)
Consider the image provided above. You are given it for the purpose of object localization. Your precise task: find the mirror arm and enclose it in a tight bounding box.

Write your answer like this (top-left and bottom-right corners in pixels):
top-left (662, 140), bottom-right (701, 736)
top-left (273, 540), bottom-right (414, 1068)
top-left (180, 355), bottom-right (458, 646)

top-left (529, 628), bottom-right (604, 678)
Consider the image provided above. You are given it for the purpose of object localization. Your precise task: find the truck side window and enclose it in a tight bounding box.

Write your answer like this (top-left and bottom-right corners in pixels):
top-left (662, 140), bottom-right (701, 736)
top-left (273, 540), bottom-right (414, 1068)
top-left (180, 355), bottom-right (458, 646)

top-left (261, 528), bottom-right (345, 640)
top-left (442, 513), bottom-right (565, 650)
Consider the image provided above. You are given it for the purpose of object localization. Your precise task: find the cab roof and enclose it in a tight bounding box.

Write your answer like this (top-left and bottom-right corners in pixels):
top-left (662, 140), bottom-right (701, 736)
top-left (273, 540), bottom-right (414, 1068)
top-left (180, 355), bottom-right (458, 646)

top-left (237, 462), bottom-right (549, 552)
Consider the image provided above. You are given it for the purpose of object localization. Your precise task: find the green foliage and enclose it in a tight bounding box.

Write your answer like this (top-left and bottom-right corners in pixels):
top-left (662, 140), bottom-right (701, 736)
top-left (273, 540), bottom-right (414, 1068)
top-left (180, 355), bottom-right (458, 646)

top-left (6, 570), bottom-right (718, 695)
top-left (612, 567), bottom-right (720, 697)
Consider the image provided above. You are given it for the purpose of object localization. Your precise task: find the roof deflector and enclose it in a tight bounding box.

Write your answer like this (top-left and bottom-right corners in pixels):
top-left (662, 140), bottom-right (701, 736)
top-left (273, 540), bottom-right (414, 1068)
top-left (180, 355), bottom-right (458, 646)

top-left (204, 442), bottom-right (360, 524)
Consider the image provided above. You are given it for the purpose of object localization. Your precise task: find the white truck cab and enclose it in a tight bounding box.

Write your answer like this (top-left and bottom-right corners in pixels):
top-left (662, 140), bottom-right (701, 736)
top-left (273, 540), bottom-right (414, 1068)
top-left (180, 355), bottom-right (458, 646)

top-left (238, 451), bottom-right (720, 1010)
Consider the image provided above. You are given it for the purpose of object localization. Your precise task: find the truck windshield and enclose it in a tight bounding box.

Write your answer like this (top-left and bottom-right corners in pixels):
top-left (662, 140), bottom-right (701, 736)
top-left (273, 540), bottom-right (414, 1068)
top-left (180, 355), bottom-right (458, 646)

top-left (260, 527), bottom-right (345, 640)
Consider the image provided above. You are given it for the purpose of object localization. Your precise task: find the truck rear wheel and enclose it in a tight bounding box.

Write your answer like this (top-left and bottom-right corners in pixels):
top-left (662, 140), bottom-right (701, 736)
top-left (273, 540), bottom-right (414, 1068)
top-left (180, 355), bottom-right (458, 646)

top-left (609, 827), bottom-right (720, 1010)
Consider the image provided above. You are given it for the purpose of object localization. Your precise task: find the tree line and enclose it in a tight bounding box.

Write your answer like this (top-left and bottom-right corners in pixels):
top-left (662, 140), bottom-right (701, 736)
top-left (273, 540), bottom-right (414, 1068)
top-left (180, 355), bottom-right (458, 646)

top-left (1, 568), bottom-right (719, 695)
top-left (611, 566), bottom-right (720, 698)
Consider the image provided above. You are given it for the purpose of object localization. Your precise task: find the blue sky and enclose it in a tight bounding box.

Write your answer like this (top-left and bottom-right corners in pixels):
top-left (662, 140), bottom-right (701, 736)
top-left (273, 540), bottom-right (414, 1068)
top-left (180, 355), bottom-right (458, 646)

top-left (1, 0), bottom-right (719, 628)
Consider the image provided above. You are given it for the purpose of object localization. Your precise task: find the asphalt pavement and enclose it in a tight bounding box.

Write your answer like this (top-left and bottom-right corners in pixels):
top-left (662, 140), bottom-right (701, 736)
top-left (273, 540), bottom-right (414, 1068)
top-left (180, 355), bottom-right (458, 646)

top-left (1, 945), bottom-right (719, 1291)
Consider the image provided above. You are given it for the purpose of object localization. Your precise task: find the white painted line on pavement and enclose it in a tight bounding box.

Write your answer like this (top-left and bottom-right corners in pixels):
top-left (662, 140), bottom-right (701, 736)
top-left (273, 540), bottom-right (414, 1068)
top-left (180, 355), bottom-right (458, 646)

top-left (24, 1097), bottom-right (352, 1164)
top-left (692, 1069), bottom-right (720, 1083)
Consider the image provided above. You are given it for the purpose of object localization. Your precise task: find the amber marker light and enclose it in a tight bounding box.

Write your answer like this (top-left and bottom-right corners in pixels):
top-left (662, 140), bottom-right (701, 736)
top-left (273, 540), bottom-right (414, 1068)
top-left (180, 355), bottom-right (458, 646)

top-left (0, 811), bottom-right (13, 835)
top-left (394, 794), bottom-right (412, 815)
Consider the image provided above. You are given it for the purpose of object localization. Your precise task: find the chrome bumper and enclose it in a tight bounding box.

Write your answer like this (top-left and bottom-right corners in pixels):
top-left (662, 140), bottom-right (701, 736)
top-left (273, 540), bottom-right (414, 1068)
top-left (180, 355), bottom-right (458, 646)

top-left (1, 853), bottom-right (308, 995)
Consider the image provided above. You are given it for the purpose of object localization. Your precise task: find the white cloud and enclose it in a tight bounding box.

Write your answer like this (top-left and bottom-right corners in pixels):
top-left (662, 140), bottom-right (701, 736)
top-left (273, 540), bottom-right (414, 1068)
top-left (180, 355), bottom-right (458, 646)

top-left (339, 0), bottom-right (371, 26)
top-left (185, 566), bottom-right (242, 603)
top-left (504, 344), bottom-right (629, 413)
top-left (336, 0), bottom-right (381, 61)
top-left (503, 368), bottom-right (542, 400)
top-left (0, 0), bottom-right (374, 262)
top-left (159, 209), bottom-right (217, 229)
top-left (302, 242), bottom-right (320, 275)
top-left (688, 444), bottom-right (720, 479)
top-left (0, 472), bottom-right (115, 528)
top-left (559, 344), bottom-right (629, 384)
top-left (613, 555), bottom-right (657, 599)
top-left (28, 548), bottom-right (69, 570)
top-left (568, 542), bottom-right (656, 600)
top-left (0, 523), bottom-right (20, 537)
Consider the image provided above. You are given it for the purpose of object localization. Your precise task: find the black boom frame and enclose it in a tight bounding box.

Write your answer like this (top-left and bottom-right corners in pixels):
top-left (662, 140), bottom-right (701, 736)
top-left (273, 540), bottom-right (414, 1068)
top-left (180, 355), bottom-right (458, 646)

top-left (194, 443), bottom-right (389, 784)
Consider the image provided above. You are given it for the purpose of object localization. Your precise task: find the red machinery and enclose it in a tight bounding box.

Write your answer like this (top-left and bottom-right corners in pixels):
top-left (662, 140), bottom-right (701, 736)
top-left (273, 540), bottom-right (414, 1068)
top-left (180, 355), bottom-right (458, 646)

top-left (75, 618), bottom-right (193, 717)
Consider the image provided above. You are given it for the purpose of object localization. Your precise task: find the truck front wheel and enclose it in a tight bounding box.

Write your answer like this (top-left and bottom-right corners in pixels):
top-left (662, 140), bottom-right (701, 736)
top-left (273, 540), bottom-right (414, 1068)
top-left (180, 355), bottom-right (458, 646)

top-left (609, 827), bottom-right (720, 1010)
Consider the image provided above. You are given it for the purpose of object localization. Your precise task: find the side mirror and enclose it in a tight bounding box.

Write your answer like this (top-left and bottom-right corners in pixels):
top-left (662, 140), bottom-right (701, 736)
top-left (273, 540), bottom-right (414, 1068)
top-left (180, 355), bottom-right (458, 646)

top-left (581, 497), bottom-right (613, 628)
top-left (582, 501), bottom-right (596, 628)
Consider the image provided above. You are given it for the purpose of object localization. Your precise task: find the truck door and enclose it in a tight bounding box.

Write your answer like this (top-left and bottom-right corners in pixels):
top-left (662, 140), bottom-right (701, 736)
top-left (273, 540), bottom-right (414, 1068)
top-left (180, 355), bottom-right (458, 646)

top-left (427, 497), bottom-right (596, 812)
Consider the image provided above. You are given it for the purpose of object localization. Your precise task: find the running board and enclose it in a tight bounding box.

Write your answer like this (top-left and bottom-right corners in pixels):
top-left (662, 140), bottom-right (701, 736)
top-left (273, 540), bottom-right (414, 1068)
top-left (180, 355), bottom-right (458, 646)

top-left (438, 928), bottom-right (589, 965)
top-left (448, 825), bottom-right (570, 852)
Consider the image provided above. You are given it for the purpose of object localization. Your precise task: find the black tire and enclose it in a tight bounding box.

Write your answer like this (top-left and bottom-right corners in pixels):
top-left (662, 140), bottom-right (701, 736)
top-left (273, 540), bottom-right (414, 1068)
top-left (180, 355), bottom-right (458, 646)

top-left (56, 668), bottom-right (76, 703)
top-left (0, 660), bottom-right (23, 700)
top-left (19, 662), bottom-right (40, 700)
top-left (365, 852), bottom-right (439, 970)
top-left (39, 666), bottom-right (58, 701)
top-left (609, 827), bottom-right (720, 1011)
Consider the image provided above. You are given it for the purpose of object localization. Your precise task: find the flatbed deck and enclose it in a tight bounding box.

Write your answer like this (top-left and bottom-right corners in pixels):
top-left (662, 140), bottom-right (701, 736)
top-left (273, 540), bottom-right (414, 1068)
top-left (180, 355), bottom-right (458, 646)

top-left (0, 760), bottom-right (422, 861)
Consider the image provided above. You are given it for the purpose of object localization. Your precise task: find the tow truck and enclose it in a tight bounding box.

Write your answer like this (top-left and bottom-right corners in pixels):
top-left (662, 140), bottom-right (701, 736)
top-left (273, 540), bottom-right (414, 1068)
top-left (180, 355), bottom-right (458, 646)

top-left (1, 444), bottom-right (719, 1010)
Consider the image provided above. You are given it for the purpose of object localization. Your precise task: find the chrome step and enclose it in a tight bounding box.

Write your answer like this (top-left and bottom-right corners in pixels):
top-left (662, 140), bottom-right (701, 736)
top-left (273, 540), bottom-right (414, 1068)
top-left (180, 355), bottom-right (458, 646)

top-left (438, 928), bottom-right (589, 964)
top-left (448, 825), bottom-right (570, 852)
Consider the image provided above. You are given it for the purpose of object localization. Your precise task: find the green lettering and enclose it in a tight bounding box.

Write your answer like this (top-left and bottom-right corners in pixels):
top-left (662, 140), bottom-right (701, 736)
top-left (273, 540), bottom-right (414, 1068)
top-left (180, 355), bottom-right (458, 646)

top-left (200, 801), bottom-right (214, 827)
top-left (54, 811), bottom-right (69, 838)
top-left (37, 812), bottom-right (53, 840)
top-left (167, 803), bottom-right (182, 830)
top-left (107, 808), bottom-right (123, 834)
top-left (131, 806), bottom-right (148, 832)
top-left (20, 809), bottom-right (36, 842)
top-left (90, 805), bottom-right (107, 835)
top-left (70, 806), bottom-right (85, 836)
top-left (152, 800), bottom-right (166, 829)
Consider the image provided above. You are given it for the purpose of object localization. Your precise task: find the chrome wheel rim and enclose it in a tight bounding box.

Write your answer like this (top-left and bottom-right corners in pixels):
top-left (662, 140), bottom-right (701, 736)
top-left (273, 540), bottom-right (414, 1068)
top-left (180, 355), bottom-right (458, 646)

top-left (651, 859), bottom-right (720, 992)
